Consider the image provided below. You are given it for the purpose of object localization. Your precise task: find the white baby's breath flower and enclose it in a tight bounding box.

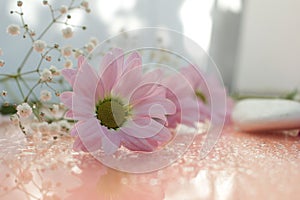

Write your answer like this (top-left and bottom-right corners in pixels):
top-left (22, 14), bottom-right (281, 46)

top-left (50, 104), bottom-right (59, 115)
top-left (0, 60), bottom-right (5, 67)
top-left (33, 40), bottom-right (47, 53)
top-left (1, 90), bottom-right (7, 96)
top-left (38, 122), bottom-right (49, 133)
top-left (7, 24), bottom-right (20, 35)
top-left (61, 46), bottom-right (73, 57)
top-left (49, 65), bottom-right (60, 76)
top-left (17, 103), bottom-right (32, 118)
top-left (62, 27), bottom-right (73, 39)
top-left (59, 5), bottom-right (68, 14)
top-left (81, 0), bottom-right (89, 9)
top-left (89, 37), bottom-right (99, 46)
top-left (49, 122), bottom-right (60, 133)
top-left (40, 90), bottom-right (52, 102)
top-left (74, 49), bottom-right (83, 59)
top-left (40, 68), bottom-right (53, 82)
top-left (64, 59), bottom-right (73, 68)
top-left (85, 42), bottom-right (94, 53)
top-left (59, 120), bottom-right (71, 132)
top-left (10, 114), bottom-right (19, 125)
top-left (0, 48), bottom-right (3, 56)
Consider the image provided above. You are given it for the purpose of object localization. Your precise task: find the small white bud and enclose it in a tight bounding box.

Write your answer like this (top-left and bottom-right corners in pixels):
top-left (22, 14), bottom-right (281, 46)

top-left (64, 59), bottom-right (73, 68)
top-left (59, 5), bottom-right (68, 14)
top-left (62, 27), bottom-right (73, 39)
top-left (33, 40), bottom-right (47, 53)
top-left (61, 46), bottom-right (73, 57)
top-left (40, 90), bottom-right (52, 102)
top-left (7, 24), bottom-right (20, 35)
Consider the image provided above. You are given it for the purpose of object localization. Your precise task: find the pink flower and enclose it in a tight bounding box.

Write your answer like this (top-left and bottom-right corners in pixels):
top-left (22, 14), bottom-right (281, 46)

top-left (166, 65), bottom-right (233, 128)
top-left (60, 48), bottom-right (176, 154)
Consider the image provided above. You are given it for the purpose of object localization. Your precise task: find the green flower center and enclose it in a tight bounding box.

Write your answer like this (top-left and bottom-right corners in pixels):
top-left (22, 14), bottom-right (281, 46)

top-left (195, 90), bottom-right (207, 104)
top-left (96, 98), bottom-right (129, 130)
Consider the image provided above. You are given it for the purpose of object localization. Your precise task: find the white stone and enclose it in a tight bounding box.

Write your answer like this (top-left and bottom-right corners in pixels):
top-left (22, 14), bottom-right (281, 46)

top-left (232, 99), bottom-right (300, 132)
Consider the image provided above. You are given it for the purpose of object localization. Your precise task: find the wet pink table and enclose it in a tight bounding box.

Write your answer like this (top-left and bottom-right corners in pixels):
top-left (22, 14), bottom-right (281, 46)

top-left (0, 119), bottom-right (299, 200)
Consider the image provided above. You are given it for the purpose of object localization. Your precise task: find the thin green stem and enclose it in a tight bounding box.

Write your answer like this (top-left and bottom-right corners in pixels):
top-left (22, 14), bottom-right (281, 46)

top-left (15, 78), bottom-right (25, 99)
top-left (24, 80), bottom-right (41, 102)
top-left (17, 47), bottom-right (33, 73)
top-left (20, 70), bottom-right (39, 76)
top-left (19, 7), bottom-right (34, 42)
top-left (19, 77), bottom-right (39, 101)
top-left (45, 82), bottom-right (57, 93)
top-left (0, 74), bottom-right (12, 77)
top-left (37, 20), bottom-right (55, 40)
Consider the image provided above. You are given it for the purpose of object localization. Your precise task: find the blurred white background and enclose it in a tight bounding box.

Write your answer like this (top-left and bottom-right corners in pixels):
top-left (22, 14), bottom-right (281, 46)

top-left (1, 0), bottom-right (300, 97)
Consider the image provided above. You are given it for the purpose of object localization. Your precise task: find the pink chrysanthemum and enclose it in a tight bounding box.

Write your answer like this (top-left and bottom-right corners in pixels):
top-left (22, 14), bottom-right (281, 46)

top-left (60, 48), bottom-right (176, 154)
top-left (166, 65), bottom-right (233, 128)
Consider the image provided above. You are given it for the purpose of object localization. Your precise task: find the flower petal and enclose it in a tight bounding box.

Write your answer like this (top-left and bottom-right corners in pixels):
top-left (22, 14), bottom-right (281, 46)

top-left (73, 59), bottom-right (98, 100)
top-left (95, 78), bottom-right (105, 102)
top-left (72, 93), bottom-right (95, 120)
top-left (130, 84), bottom-right (165, 105)
top-left (111, 65), bottom-right (142, 99)
top-left (134, 98), bottom-right (176, 117)
top-left (111, 48), bottom-right (124, 72)
top-left (75, 118), bottom-right (120, 153)
top-left (121, 125), bottom-right (172, 152)
top-left (99, 52), bottom-right (119, 93)
top-left (60, 91), bottom-right (73, 109)
top-left (73, 137), bottom-right (88, 152)
top-left (65, 110), bottom-right (74, 118)
top-left (124, 52), bottom-right (142, 73)
top-left (119, 117), bottom-right (166, 138)
top-left (61, 69), bottom-right (77, 87)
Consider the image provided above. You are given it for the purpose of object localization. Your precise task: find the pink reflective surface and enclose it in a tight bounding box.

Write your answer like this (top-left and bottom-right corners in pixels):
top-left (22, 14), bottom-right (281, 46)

top-left (0, 119), bottom-right (299, 200)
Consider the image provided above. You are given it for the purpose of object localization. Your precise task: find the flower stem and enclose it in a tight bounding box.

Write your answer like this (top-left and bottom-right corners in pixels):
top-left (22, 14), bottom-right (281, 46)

top-left (17, 47), bottom-right (33, 73)
top-left (15, 77), bottom-right (25, 99)
top-left (24, 80), bottom-right (41, 102)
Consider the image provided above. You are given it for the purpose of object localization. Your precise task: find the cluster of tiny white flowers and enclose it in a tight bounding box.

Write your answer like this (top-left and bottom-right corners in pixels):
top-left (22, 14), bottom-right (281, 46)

top-left (16, 103), bottom-right (32, 118)
top-left (30, 120), bottom-right (71, 135)
top-left (49, 104), bottom-right (59, 114)
top-left (1, 0), bottom-right (99, 136)
top-left (7, 24), bottom-right (20, 35)
top-left (40, 90), bottom-right (52, 102)
top-left (61, 27), bottom-right (73, 39)
top-left (49, 65), bottom-right (60, 76)
top-left (40, 68), bottom-right (53, 82)
top-left (38, 121), bottom-right (49, 133)
top-left (85, 37), bottom-right (99, 53)
top-left (58, 120), bottom-right (71, 132)
top-left (33, 40), bottom-right (47, 53)
top-left (61, 46), bottom-right (73, 57)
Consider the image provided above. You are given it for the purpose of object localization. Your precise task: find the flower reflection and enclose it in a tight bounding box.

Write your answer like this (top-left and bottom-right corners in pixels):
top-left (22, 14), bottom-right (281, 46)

top-left (66, 155), bottom-right (164, 200)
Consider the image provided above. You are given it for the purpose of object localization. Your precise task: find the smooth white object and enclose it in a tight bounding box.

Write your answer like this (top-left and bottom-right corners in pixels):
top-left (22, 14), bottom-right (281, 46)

top-left (232, 99), bottom-right (300, 132)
